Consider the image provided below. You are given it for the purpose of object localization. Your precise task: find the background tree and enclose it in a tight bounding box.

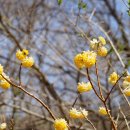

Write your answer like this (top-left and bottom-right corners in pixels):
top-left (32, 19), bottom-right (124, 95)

top-left (0, 0), bottom-right (130, 130)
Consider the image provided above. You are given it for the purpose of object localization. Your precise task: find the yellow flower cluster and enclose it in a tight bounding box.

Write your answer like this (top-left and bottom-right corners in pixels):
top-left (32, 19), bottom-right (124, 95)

top-left (122, 80), bottom-right (130, 89)
top-left (54, 118), bottom-right (68, 130)
top-left (90, 38), bottom-right (98, 50)
top-left (0, 78), bottom-right (10, 89)
top-left (69, 108), bottom-right (88, 119)
top-left (0, 123), bottom-right (7, 130)
top-left (16, 49), bottom-right (34, 68)
top-left (108, 72), bottom-right (119, 85)
top-left (98, 36), bottom-right (106, 45)
top-left (125, 76), bottom-right (130, 82)
top-left (90, 36), bottom-right (108, 57)
top-left (74, 53), bottom-right (85, 69)
top-left (83, 51), bottom-right (97, 68)
top-left (74, 51), bottom-right (96, 69)
top-left (98, 107), bottom-right (108, 115)
top-left (22, 57), bottom-right (34, 68)
top-left (122, 75), bottom-right (130, 96)
top-left (97, 46), bottom-right (108, 57)
top-left (123, 88), bottom-right (130, 96)
top-left (77, 82), bottom-right (92, 93)
top-left (16, 49), bottom-right (29, 61)
top-left (0, 65), bottom-right (10, 89)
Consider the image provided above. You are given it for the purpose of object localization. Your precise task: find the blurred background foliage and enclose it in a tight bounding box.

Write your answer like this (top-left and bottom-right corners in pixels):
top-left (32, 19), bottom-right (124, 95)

top-left (0, 0), bottom-right (130, 130)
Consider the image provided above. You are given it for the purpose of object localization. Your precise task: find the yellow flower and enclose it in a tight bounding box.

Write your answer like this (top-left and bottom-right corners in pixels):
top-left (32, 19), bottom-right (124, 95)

top-left (124, 76), bottom-right (130, 82)
top-left (16, 50), bottom-right (25, 61)
top-left (74, 51), bottom-right (96, 69)
top-left (123, 88), bottom-right (130, 96)
top-left (69, 108), bottom-right (88, 119)
top-left (69, 108), bottom-right (80, 119)
top-left (0, 79), bottom-right (10, 89)
top-left (16, 49), bottom-right (29, 61)
top-left (97, 46), bottom-right (108, 57)
top-left (98, 36), bottom-right (106, 45)
top-left (0, 123), bottom-right (7, 130)
top-left (78, 108), bottom-right (88, 119)
top-left (122, 80), bottom-right (130, 89)
top-left (22, 57), bottom-right (34, 68)
top-left (108, 72), bottom-right (119, 85)
top-left (0, 73), bottom-right (9, 81)
top-left (0, 64), bottom-right (3, 74)
top-left (74, 53), bottom-right (84, 69)
top-left (22, 49), bottom-right (29, 56)
top-left (54, 119), bottom-right (68, 130)
top-left (98, 107), bottom-right (108, 115)
top-left (77, 82), bottom-right (92, 93)
top-left (90, 38), bottom-right (99, 44)
top-left (82, 51), bottom-right (97, 68)
top-left (90, 38), bottom-right (98, 50)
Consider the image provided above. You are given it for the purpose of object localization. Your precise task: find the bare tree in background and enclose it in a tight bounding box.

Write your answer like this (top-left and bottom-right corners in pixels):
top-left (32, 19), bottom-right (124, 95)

top-left (0, 0), bottom-right (130, 130)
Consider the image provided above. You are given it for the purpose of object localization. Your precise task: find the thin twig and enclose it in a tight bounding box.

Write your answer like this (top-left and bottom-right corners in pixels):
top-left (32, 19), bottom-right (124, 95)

top-left (18, 63), bottom-right (22, 85)
top-left (88, 8), bottom-right (96, 21)
top-left (95, 62), bottom-right (104, 99)
top-left (121, 0), bottom-right (129, 8)
top-left (103, 102), bottom-right (117, 130)
top-left (72, 93), bottom-right (80, 107)
top-left (119, 107), bottom-right (130, 130)
top-left (85, 118), bottom-right (97, 130)
top-left (86, 68), bottom-right (103, 101)
top-left (75, 0), bottom-right (81, 26)
top-left (86, 69), bottom-right (117, 130)
top-left (119, 85), bottom-right (130, 107)
top-left (80, 111), bottom-right (96, 130)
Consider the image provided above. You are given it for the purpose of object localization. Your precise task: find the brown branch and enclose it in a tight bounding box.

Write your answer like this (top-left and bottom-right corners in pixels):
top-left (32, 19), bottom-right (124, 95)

top-left (81, 111), bottom-right (97, 130)
top-left (85, 118), bottom-right (97, 130)
top-left (105, 72), bottom-right (125, 102)
top-left (119, 107), bottom-right (130, 130)
top-left (1, 74), bottom-right (56, 120)
top-left (86, 68), bottom-right (103, 101)
top-left (18, 63), bottom-right (22, 86)
top-left (86, 68), bottom-right (118, 130)
top-left (103, 102), bottom-right (117, 130)
top-left (72, 93), bottom-right (80, 107)
top-left (95, 62), bottom-right (104, 100)
top-left (0, 13), bottom-right (22, 50)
